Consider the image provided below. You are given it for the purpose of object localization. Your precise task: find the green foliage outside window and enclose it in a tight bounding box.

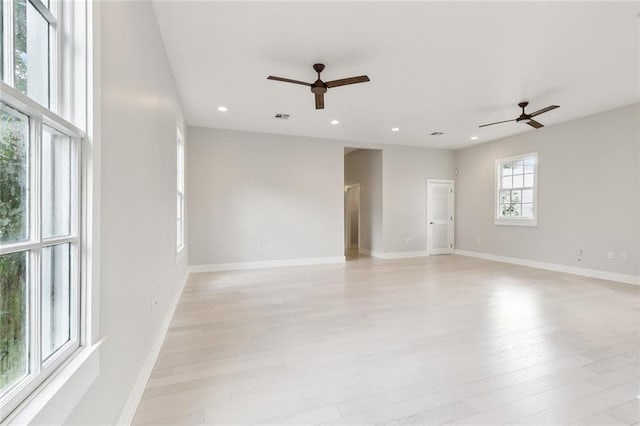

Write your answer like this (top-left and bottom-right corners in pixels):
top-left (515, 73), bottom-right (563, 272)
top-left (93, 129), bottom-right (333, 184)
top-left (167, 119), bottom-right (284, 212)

top-left (0, 105), bottom-right (29, 391)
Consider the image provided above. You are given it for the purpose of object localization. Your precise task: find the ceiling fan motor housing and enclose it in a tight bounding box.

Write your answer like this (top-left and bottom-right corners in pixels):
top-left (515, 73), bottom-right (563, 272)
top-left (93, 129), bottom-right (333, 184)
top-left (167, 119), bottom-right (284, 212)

top-left (311, 82), bottom-right (328, 94)
top-left (312, 64), bottom-right (328, 94)
top-left (516, 101), bottom-right (530, 121)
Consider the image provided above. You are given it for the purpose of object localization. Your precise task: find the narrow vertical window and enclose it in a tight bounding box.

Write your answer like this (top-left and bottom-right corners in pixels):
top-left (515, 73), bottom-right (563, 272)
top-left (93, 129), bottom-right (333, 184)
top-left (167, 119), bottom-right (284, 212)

top-left (176, 128), bottom-right (185, 252)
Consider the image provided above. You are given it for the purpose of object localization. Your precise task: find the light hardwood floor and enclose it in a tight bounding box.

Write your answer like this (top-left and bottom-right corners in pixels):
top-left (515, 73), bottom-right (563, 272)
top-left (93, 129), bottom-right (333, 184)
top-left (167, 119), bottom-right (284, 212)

top-left (133, 254), bottom-right (640, 425)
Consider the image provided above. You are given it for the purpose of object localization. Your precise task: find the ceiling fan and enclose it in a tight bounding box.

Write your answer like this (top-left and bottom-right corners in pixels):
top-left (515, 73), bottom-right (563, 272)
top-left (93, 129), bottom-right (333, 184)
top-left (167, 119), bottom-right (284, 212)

top-left (479, 102), bottom-right (560, 129)
top-left (267, 63), bottom-right (370, 110)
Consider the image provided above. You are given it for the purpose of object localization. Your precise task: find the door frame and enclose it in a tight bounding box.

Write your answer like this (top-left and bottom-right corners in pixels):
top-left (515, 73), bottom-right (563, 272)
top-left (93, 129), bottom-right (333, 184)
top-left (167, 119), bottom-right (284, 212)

top-left (344, 183), bottom-right (361, 249)
top-left (427, 179), bottom-right (455, 256)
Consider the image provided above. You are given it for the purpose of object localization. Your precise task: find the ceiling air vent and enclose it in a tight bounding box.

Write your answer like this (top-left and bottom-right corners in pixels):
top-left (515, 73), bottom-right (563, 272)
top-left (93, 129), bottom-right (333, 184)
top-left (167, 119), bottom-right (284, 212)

top-left (274, 113), bottom-right (291, 120)
top-left (430, 132), bottom-right (444, 136)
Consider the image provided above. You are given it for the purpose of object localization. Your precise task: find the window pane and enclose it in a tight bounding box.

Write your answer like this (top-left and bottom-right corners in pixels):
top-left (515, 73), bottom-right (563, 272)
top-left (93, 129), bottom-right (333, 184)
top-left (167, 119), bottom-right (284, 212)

top-left (0, 103), bottom-right (29, 244)
top-left (501, 176), bottom-right (512, 189)
top-left (510, 190), bottom-right (521, 203)
top-left (0, 251), bottom-right (28, 396)
top-left (500, 190), bottom-right (510, 204)
top-left (512, 174), bottom-right (524, 188)
top-left (522, 203), bottom-right (534, 218)
top-left (524, 173), bottom-right (534, 188)
top-left (176, 192), bottom-right (182, 220)
top-left (42, 127), bottom-right (71, 238)
top-left (42, 243), bottom-right (71, 360)
top-left (524, 159), bottom-right (535, 173)
top-left (513, 161), bottom-right (524, 175)
top-left (522, 189), bottom-right (533, 203)
top-left (501, 162), bottom-right (513, 177)
top-left (500, 204), bottom-right (513, 217)
top-left (512, 203), bottom-right (522, 217)
top-left (14, 0), bottom-right (50, 107)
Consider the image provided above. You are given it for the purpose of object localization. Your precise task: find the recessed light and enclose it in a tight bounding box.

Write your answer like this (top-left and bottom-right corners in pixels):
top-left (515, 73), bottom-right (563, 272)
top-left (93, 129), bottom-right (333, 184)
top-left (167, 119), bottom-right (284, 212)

top-left (470, 136), bottom-right (479, 140)
top-left (217, 106), bottom-right (228, 112)
top-left (331, 120), bottom-right (340, 125)
top-left (391, 127), bottom-right (400, 132)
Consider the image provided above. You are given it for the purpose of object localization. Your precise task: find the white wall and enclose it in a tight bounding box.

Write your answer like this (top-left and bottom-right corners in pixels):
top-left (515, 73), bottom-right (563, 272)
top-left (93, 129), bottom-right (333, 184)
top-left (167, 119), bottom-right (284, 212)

top-left (345, 149), bottom-right (384, 253)
top-left (188, 127), bottom-right (344, 267)
top-left (455, 103), bottom-right (640, 277)
top-left (383, 146), bottom-right (455, 254)
top-left (65, 2), bottom-right (189, 424)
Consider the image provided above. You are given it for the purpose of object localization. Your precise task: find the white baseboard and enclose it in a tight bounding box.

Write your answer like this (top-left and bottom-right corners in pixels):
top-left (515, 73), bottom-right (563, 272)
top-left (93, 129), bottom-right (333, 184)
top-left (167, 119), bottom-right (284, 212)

top-left (358, 248), bottom-right (428, 259)
top-left (115, 270), bottom-right (190, 425)
top-left (189, 256), bottom-right (346, 273)
top-left (455, 249), bottom-right (640, 286)
top-left (378, 250), bottom-right (428, 259)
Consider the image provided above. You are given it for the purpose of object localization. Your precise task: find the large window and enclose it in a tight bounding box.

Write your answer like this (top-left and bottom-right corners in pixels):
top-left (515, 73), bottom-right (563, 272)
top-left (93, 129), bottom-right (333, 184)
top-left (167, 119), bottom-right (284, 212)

top-left (1, 0), bottom-right (84, 419)
top-left (495, 152), bottom-right (538, 226)
top-left (176, 128), bottom-right (185, 252)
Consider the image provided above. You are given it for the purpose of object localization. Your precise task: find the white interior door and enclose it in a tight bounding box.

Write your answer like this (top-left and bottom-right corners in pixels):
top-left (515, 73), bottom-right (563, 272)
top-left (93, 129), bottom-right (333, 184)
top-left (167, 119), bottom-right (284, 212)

top-left (427, 180), bottom-right (454, 255)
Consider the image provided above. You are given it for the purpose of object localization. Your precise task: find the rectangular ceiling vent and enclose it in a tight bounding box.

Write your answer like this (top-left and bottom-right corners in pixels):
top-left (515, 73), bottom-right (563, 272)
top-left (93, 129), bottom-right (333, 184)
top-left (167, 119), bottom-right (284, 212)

top-left (274, 113), bottom-right (291, 120)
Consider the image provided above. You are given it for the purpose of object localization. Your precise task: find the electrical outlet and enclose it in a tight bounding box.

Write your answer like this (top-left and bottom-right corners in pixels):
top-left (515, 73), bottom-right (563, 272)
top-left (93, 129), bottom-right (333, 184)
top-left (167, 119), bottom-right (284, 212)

top-left (607, 251), bottom-right (615, 260)
top-left (620, 252), bottom-right (627, 261)
top-left (151, 297), bottom-right (159, 313)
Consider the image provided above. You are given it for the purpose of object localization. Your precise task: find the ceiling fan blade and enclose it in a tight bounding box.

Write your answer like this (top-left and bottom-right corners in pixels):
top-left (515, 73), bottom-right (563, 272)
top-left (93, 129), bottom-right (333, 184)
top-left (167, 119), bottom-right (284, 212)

top-left (315, 93), bottom-right (324, 109)
top-left (325, 75), bottom-right (370, 88)
top-left (527, 119), bottom-right (544, 129)
top-left (529, 105), bottom-right (559, 117)
top-left (478, 119), bottom-right (516, 128)
top-left (267, 76), bottom-right (311, 86)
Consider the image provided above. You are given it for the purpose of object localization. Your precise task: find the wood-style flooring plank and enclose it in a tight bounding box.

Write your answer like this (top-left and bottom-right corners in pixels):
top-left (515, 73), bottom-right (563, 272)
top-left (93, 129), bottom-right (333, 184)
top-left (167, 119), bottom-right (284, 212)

top-left (132, 254), bottom-right (640, 425)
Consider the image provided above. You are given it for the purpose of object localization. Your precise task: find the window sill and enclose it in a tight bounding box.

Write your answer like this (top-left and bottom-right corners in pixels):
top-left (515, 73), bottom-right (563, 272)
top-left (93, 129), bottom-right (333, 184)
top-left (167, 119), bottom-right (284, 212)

top-left (6, 339), bottom-right (104, 425)
top-left (495, 218), bottom-right (538, 227)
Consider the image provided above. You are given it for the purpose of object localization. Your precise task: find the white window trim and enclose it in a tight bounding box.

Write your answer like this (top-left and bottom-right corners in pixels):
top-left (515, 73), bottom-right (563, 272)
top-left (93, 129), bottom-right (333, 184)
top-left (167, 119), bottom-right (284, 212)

top-left (494, 152), bottom-right (538, 227)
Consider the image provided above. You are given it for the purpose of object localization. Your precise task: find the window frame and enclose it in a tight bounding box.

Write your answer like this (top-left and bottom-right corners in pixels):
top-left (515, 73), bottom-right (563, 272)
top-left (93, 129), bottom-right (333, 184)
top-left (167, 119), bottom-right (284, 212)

top-left (0, 79), bottom-right (83, 422)
top-left (0, 0), bottom-right (88, 419)
top-left (494, 152), bottom-right (538, 227)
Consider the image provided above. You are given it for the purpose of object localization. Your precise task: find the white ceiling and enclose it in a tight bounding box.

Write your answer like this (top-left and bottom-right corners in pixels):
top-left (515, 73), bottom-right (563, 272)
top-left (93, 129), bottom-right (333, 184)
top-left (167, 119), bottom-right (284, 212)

top-left (152, 1), bottom-right (640, 149)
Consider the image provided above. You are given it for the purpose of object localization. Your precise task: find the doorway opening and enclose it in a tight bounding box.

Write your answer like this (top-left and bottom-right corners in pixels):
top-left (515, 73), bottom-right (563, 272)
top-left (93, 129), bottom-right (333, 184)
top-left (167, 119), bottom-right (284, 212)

top-left (344, 147), bottom-right (382, 260)
top-left (345, 183), bottom-right (361, 260)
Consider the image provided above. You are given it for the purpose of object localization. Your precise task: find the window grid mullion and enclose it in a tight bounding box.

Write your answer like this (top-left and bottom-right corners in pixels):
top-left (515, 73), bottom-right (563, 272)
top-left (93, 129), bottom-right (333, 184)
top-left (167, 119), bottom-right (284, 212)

top-left (30, 115), bottom-right (43, 378)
